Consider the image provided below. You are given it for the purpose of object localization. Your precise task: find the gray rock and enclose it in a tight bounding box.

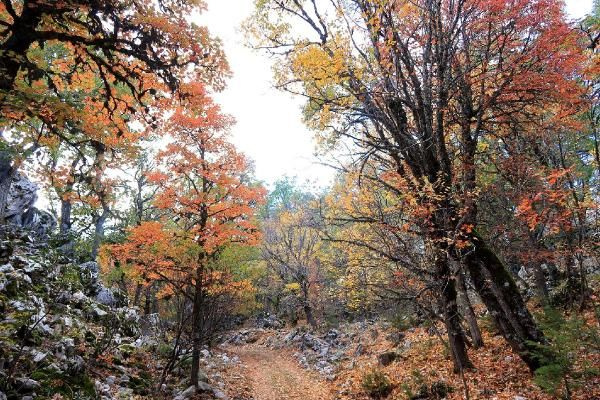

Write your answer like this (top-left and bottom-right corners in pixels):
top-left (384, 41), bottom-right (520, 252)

top-left (5, 172), bottom-right (37, 222)
top-left (0, 391), bottom-right (6, 400)
top-left (0, 263), bottom-right (14, 273)
top-left (95, 287), bottom-right (116, 306)
top-left (16, 378), bottom-right (40, 391)
top-left (174, 385), bottom-right (197, 400)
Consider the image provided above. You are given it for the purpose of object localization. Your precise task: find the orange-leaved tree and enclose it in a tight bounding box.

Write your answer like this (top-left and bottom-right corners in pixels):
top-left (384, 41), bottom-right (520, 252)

top-left (249, 0), bottom-right (585, 371)
top-left (137, 82), bottom-right (264, 386)
top-left (0, 0), bottom-right (229, 221)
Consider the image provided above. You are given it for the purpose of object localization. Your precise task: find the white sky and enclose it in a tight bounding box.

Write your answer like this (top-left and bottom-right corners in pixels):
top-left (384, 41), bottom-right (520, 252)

top-left (202, 0), bottom-right (594, 189)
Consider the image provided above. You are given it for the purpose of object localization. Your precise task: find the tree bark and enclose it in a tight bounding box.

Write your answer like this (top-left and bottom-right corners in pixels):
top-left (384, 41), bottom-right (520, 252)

top-left (455, 265), bottom-right (484, 349)
top-left (190, 264), bottom-right (205, 387)
top-left (435, 251), bottom-right (473, 372)
top-left (91, 206), bottom-right (109, 259)
top-left (458, 234), bottom-right (545, 371)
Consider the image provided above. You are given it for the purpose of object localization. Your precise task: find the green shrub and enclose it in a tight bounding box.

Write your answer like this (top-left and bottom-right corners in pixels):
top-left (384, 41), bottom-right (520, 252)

top-left (361, 369), bottom-right (393, 399)
top-left (529, 307), bottom-right (600, 398)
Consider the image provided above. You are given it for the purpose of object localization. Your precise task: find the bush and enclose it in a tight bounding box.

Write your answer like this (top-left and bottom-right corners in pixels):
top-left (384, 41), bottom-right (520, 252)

top-left (361, 369), bottom-right (393, 399)
top-left (530, 307), bottom-right (600, 397)
top-left (410, 381), bottom-right (454, 399)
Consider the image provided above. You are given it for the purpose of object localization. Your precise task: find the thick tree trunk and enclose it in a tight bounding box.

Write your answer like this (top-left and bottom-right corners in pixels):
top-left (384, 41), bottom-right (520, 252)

top-left (456, 265), bottom-right (484, 349)
top-left (301, 285), bottom-right (316, 328)
top-left (459, 234), bottom-right (545, 371)
top-left (435, 252), bottom-right (473, 372)
top-left (60, 198), bottom-right (72, 234)
top-left (91, 206), bottom-right (109, 259)
top-left (304, 303), bottom-right (316, 328)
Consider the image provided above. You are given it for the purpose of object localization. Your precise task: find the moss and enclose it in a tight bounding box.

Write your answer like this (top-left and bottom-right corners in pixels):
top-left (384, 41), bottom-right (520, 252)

top-left (26, 368), bottom-right (96, 399)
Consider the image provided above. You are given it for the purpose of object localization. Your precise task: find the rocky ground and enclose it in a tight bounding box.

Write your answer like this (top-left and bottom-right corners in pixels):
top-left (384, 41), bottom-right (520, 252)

top-left (1, 225), bottom-right (598, 400)
top-left (0, 227), bottom-right (232, 400)
top-left (217, 316), bottom-right (600, 400)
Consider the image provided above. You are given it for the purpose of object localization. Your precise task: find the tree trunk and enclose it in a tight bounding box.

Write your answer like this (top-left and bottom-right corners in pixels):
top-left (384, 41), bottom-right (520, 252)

top-left (144, 285), bottom-right (152, 315)
top-left (133, 284), bottom-right (143, 308)
top-left (301, 284), bottom-right (316, 328)
top-left (304, 303), bottom-right (316, 328)
top-left (0, 9), bottom-right (44, 218)
top-left (456, 265), bottom-right (484, 349)
top-left (436, 252), bottom-right (473, 372)
top-left (458, 234), bottom-right (545, 371)
top-left (59, 198), bottom-right (72, 234)
top-left (190, 266), bottom-right (204, 387)
top-left (91, 206), bottom-right (109, 259)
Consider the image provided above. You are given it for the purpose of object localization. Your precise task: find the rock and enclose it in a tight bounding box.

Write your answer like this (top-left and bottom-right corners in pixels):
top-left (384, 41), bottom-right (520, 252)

top-left (5, 172), bottom-right (37, 223)
top-left (95, 287), bottom-right (117, 306)
top-left (79, 261), bottom-right (101, 294)
top-left (198, 369), bottom-right (209, 383)
top-left (22, 208), bottom-right (56, 237)
top-left (386, 331), bottom-right (406, 346)
top-left (514, 397), bottom-right (527, 400)
top-left (0, 392), bottom-right (6, 400)
top-left (15, 378), bottom-right (40, 391)
top-left (32, 350), bottom-right (47, 363)
top-left (201, 349), bottom-right (212, 358)
top-left (0, 263), bottom-right (14, 273)
top-left (55, 290), bottom-right (72, 304)
top-left (174, 385), bottom-right (197, 400)
top-left (213, 389), bottom-right (229, 399)
top-left (257, 313), bottom-right (284, 329)
top-left (378, 351), bottom-right (398, 366)
top-left (324, 329), bottom-right (340, 342)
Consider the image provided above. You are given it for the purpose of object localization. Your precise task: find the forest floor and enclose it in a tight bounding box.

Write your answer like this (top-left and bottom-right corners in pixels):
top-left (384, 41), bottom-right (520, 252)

top-left (222, 344), bottom-right (335, 400)
top-left (214, 318), bottom-right (600, 400)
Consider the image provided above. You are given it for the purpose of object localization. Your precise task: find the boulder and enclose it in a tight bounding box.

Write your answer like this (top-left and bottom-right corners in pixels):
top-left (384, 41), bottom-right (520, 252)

top-left (5, 172), bottom-right (37, 223)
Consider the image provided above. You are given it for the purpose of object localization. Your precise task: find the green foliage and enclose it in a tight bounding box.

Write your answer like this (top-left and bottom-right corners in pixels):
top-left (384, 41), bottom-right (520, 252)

top-left (530, 307), bottom-right (600, 397)
top-left (361, 368), bottom-right (393, 399)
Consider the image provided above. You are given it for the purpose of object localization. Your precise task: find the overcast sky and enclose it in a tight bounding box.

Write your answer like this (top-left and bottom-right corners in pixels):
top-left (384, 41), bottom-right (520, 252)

top-left (202, 0), bottom-right (594, 189)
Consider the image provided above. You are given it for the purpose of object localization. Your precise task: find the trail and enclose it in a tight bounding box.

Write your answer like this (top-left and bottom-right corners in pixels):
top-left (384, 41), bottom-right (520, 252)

top-left (225, 345), bottom-right (335, 400)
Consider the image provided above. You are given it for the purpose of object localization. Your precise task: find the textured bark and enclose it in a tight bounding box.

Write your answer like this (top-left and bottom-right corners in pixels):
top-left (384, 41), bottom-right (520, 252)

top-left (436, 252), bottom-right (473, 372)
top-left (459, 235), bottom-right (545, 371)
top-left (456, 265), bottom-right (484, 349)
top-left (91, 207), bottom-right (109, 259)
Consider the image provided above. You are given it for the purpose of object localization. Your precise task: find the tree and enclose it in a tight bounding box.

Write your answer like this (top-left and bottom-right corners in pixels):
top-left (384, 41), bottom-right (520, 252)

top-left (262, 204), bottom-right (322, 327)
top-left (0, 0), bottom-right (229, 220)
top-left (249, 0), bottom-right (584, 371)
top-left (147, 82), bottom-right (265, 386)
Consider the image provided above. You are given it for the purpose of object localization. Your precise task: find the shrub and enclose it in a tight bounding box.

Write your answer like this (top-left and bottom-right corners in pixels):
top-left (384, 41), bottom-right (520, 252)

top-left (361, 369), bottom-right (393, 399)
top-left (530, 307), bottom-right (600, 397)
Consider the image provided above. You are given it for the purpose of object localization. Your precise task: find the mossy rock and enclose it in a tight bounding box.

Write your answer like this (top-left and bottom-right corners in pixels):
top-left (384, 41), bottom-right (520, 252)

top-left (19, 368), bottom-right (96, 399)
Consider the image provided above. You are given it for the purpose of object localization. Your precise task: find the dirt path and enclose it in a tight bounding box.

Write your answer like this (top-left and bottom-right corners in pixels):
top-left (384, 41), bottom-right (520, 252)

top-left (225, 345), bottom-right (335, 400)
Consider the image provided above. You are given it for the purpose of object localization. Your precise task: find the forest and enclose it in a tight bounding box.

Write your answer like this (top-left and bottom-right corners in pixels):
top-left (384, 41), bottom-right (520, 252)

top-left (0, 0), bottom-right (599, 399)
